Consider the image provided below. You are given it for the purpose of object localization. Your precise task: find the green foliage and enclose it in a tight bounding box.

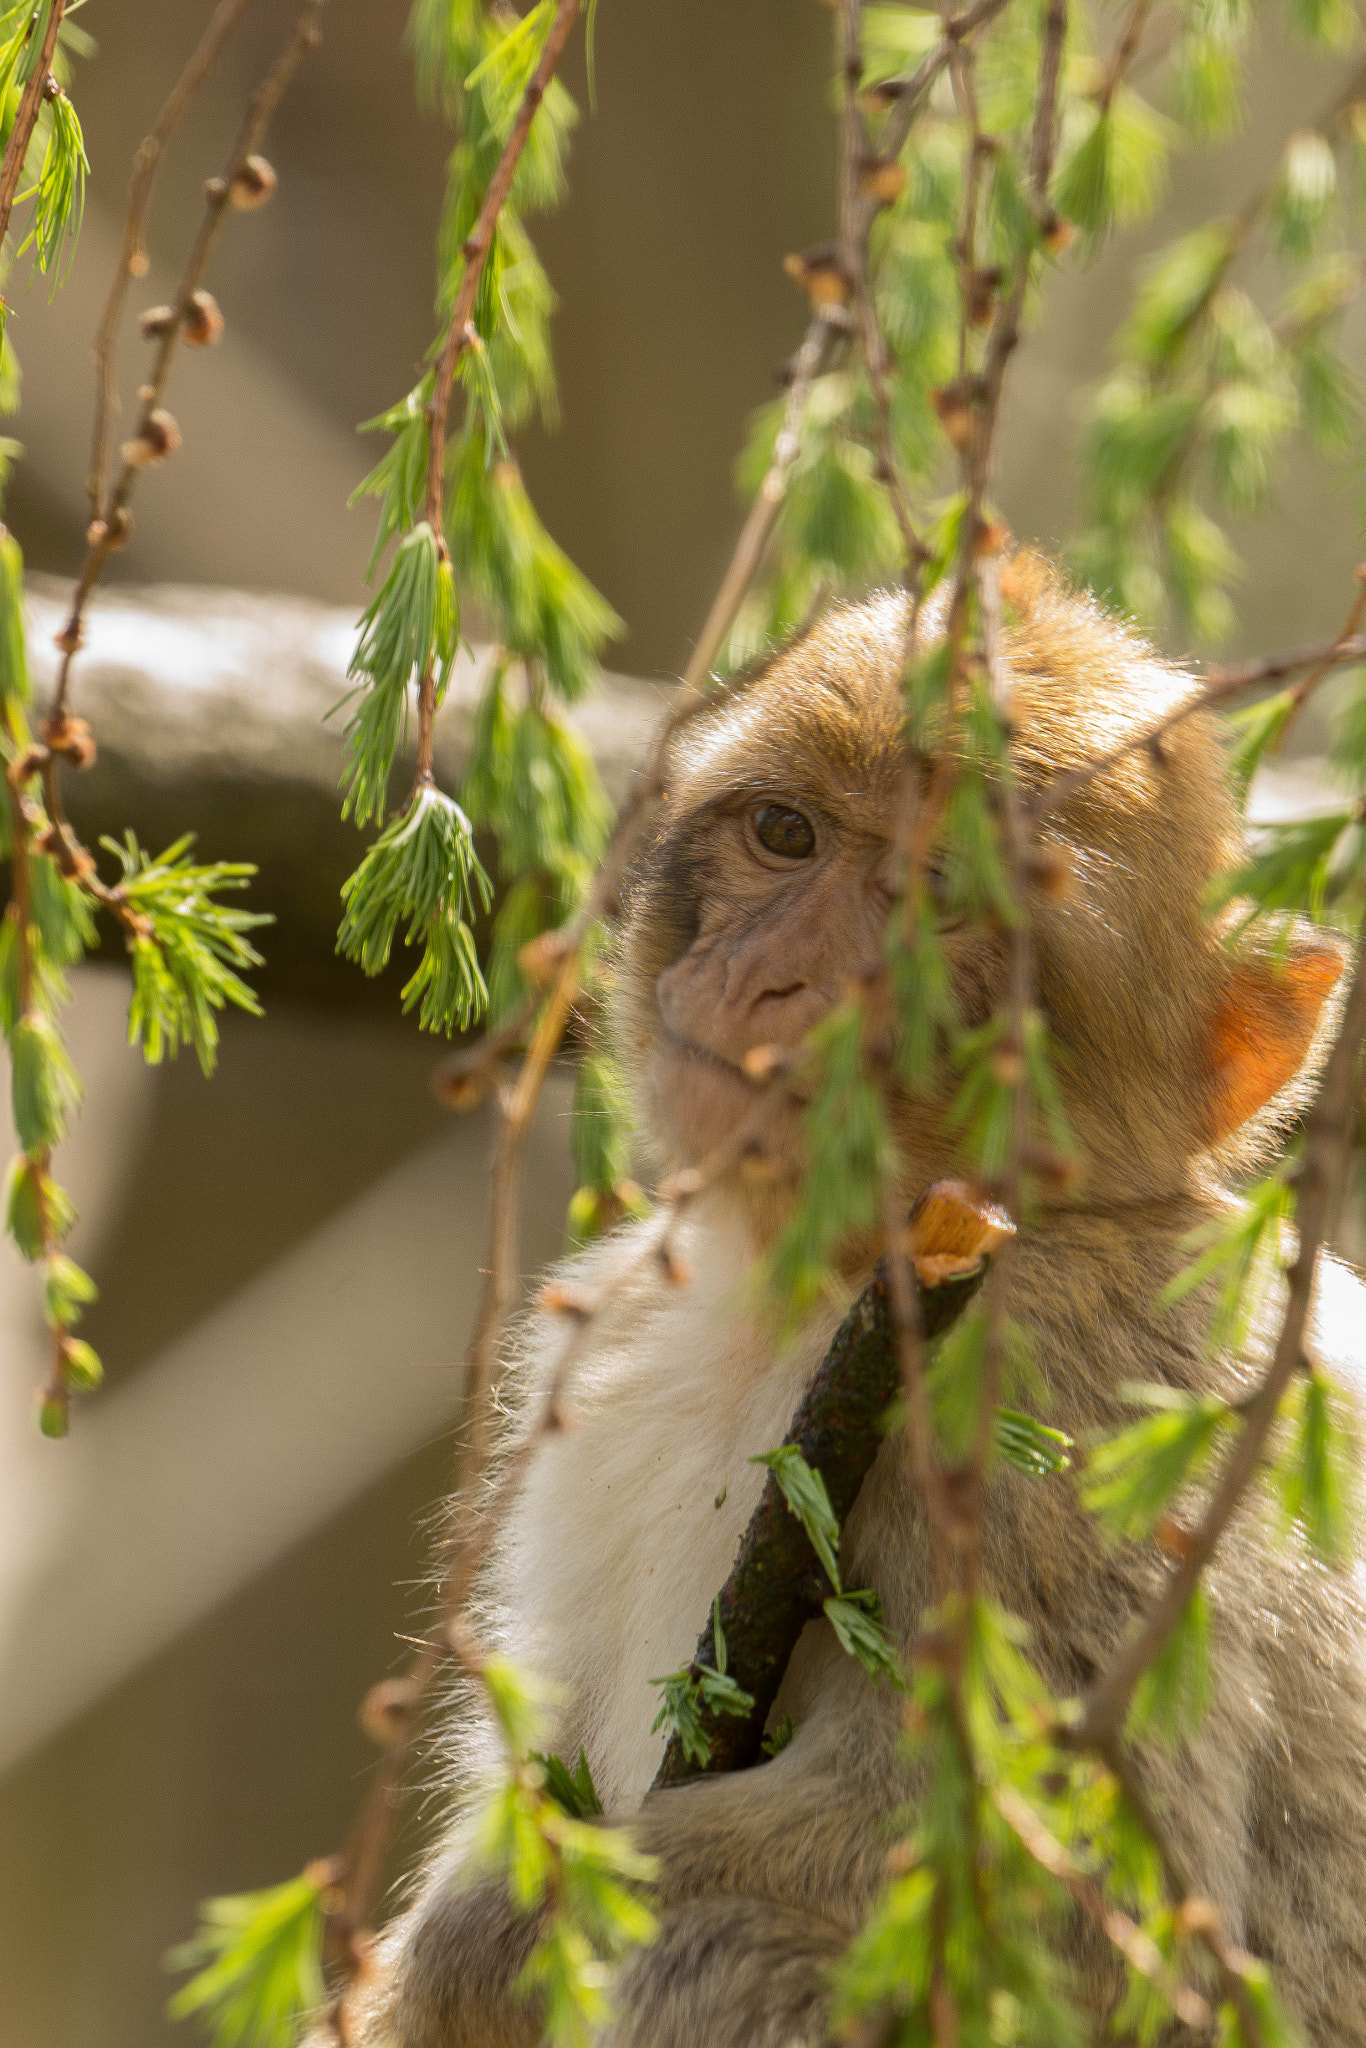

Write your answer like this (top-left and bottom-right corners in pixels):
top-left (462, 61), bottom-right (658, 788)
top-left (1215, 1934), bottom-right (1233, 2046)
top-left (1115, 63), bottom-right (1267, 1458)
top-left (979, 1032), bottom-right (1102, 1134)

top-left (752, 1443), bottom-right (843, 1586)
top-left (649, 1598), bottom-right (756, 1768)
top-left (165, 1874), bottom-right (326, 2048)
top-left (1082, 1384), bottom-right (1238, 1544)
top-left (337, 785), bottom-right (491, 1035)
top-left (1128, 1583), bottom-right (1214, 1746)
top-left (42, 1250), bottom-right (96, 1328)
top-left (3, 1150), bottom-right (74, 1259)
top-left (762, 1000), bottom-right (892, 1324)
top-left (1055, 91), bottom-right (1172, 236)
top-left (825, 1587), bottom-right (905, 1688)
top-left (1160, 1170), bottom-right (1296, 1354)
top-left (103, 833), bottom-right (271, 1075)
top-left (761, 1713), bottom-right (796, 1758)
top-left (995, 1408), bottom-right (1073, 1477)
top-left (9, 1005), bottom-right (80, 1151)
top-left (341, 522), bottom-right (458, 828)
top-left (531, 1747), bottom-right (604, 1820)
top-left (1272, 1367), bottom-right (1358, 1562)
top-left (18, 84), bottom-right (87, 285)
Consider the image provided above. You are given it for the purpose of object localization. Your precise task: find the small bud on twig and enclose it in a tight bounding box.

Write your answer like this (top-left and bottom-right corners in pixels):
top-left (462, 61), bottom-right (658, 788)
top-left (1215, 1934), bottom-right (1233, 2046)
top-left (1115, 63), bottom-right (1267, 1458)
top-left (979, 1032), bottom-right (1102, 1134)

top-left (122, 409), bottom-right (181, 468)
top-left (931, 378), bottom-right (979, 451)
top-left (857, 156), bottom-right (907, 205)
top-left (183, 288), bottom-right (225, 347)
top-left (228, 154), bottom-right (278, 210)
top-left (138, 303), bottom-right (178, 339)
top-left (783, 243), bottom-right (855, 309)
top-left (358, 1676), bottom-right (419, 1749)
top-left (42, 715), bottom-right (96, 771)
top-left (52, 618), bottom-right (83, 657)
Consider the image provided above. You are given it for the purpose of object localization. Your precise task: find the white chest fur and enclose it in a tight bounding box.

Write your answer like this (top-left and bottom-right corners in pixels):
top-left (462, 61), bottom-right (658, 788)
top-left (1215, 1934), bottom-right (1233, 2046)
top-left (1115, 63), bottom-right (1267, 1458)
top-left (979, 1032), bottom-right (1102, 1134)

top-left (494, 1214), bottom-right (837, 1812)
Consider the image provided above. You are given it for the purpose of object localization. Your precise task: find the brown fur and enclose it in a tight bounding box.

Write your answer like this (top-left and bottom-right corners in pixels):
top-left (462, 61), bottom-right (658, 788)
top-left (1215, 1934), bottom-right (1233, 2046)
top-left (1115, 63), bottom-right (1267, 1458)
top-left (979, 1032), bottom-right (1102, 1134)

top-left (370, 559), bottom-right (1364, 2048)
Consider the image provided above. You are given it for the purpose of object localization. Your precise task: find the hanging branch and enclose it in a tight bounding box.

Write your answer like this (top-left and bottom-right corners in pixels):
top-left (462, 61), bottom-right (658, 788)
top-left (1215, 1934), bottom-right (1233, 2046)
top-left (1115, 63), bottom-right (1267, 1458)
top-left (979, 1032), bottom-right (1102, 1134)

top-left (87, 0), bottom-right (261, 518)
top-left (53, 0), bottom-right (329, 713)
top-left (0, 0), bottom-right (67, 248)
top-left (408, 0), bottom-right (582, 798)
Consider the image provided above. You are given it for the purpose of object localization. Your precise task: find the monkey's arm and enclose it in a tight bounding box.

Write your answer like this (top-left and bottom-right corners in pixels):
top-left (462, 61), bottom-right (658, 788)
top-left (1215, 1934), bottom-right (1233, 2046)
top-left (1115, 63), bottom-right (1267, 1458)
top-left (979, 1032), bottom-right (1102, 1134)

top-left (389, 1638), bottom-right (898, 2048)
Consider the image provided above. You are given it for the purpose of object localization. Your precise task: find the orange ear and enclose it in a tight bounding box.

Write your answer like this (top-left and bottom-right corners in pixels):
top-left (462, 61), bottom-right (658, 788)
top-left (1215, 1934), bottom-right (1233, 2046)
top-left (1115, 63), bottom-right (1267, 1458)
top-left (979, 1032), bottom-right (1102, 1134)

top-left (1204, 941), bottom-right (1344, 1143)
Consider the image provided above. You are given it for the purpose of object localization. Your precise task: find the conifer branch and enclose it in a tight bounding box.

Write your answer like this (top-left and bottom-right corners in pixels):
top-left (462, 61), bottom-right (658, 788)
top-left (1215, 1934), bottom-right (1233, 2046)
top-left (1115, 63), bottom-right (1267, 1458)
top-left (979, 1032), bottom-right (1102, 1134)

top-left (0, 0), bottom-right (66, 250)
top-left (54, 0), bottom-right (329, 717)
top-left (88, 0), bottom-right (260, 521)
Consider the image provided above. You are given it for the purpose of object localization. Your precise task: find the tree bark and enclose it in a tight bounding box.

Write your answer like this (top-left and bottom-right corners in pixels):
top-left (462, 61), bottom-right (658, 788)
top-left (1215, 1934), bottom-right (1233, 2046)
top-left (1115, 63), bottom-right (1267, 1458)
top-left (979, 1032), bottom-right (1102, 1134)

top-left (653, 1258), bottom-right (983, 1786)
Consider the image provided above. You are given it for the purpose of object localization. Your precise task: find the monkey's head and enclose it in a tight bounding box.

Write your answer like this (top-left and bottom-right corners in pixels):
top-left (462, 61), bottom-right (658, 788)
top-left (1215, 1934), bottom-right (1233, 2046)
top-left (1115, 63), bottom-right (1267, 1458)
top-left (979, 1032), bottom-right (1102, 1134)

top-left (618, 553), bottom-right (1343, 1229)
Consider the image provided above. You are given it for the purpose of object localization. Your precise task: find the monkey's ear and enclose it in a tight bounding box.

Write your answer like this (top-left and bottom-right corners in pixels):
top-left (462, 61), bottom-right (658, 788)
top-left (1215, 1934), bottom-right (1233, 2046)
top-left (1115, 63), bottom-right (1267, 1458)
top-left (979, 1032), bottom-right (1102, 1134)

top-left (1202, 933), bottom-right (1344, 1143)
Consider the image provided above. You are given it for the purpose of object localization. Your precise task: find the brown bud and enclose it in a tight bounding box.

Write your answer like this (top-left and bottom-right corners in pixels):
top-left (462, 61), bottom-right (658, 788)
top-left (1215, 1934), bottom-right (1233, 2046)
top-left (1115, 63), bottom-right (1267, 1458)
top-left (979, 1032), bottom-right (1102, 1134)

top-left (974, 516), bottom-right (1009, 558)
top-left (136, 383), bottom-right (155, 403)
top-left (1155, 1514), bottom-right (1199, 1561)
top-left (931, 379), bottom-right (978, 451)
top-left (128, 246), bottom-right (150, 279)
top-left (358, 1677), bottom-right (419, 1749)
top-left (858, 156), bottom-right (907, 205)
top-left (106, 506), bottom-right (133, 551)
top-left (783, 244), bottom-right (854, 309)
top-left (44, 715), bottom-right (96, 771)
top-left (138, 303), bottom-right (177, 339)
top-left (858, 82), bottom-right (902, 116)
top-left (1041, 211), bottom-right (1077, 257)
top-left (52, 618), bottom-right (83, 657)
top-left (228, 154), bottom-right (278, 211)
top-left (9, 741), bottom-right (48, 786)
top-left (121, 408), bottom-right (181, 468)
top-left (990, 1045), bottom-right (1025, 1087)
top-left (183, 288), bottom-right (224, 347)
top-left (741, 1042), bottom-right (787, 1083)
top-left (518, 927), bottom-right (570, 987)
top-left (1174, 1896), bottom-right (1222, 1939)
top-left (204, 175), bottom-right (228, 202)
top-left (965, 264), bottom-right (1003, 327)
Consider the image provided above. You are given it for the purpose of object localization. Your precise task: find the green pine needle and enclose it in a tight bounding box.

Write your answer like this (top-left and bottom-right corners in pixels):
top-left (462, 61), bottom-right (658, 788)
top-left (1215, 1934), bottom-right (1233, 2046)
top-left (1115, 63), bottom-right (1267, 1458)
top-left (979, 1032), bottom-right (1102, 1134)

top-left (165, 1874), bottom-right (325, 2048)
top-left (101, 833), bottom-right (270, 1077)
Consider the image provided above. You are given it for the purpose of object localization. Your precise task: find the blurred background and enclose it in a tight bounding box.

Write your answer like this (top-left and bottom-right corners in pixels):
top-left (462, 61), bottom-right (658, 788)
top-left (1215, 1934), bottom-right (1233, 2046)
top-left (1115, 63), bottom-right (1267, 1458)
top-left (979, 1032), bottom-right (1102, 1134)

top-left (1, 4), bottom-right (1362, 2044)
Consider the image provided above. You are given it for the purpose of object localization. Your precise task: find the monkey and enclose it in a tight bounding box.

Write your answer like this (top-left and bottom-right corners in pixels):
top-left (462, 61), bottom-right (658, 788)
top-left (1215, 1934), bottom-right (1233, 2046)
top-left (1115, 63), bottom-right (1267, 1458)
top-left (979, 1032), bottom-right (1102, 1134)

top-left (366, 552), bottom-right (1366, 2048)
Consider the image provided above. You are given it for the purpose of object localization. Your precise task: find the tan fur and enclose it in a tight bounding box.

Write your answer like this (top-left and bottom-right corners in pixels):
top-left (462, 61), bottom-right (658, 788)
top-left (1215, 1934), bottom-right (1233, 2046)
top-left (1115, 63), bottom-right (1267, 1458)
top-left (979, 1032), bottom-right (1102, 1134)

top-left (372, 560), bottom-right (1364, 2048)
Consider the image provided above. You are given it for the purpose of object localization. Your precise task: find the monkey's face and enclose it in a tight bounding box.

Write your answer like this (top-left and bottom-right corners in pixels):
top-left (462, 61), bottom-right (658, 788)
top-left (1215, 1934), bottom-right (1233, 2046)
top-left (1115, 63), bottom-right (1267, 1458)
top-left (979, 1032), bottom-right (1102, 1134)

top-left (618, 565), bottom-right (1344, 1234)
top-left (647, 788), bottom-right (898, 1164)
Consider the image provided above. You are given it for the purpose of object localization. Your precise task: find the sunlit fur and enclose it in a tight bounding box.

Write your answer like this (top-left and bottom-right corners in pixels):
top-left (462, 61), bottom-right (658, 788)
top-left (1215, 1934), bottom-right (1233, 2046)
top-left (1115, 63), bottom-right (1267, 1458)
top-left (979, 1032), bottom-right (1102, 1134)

top-left (367, 559), bottom-right (1366, 2048)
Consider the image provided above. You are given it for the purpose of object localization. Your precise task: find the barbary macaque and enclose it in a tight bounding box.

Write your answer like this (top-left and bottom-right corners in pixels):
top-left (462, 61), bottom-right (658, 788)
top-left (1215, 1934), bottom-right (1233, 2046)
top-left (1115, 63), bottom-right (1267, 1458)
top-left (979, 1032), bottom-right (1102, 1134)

top-left (374, 554), bottom-right (1366, 2047)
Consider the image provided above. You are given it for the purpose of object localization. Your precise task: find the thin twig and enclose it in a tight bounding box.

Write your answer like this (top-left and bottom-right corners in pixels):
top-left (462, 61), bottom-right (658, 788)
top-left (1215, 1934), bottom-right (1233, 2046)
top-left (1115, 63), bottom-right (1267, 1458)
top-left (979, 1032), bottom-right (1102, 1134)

top-left (1030, 632), bottom-right (1366, 825)
top-left (0, 0), bottom-right (66, 252)
top-left (1101, 1740), bottom-right (1270, 2048)
top-left (52, 0), bottom-right (329, 718)
top-left (1095, 0), bottom-right (1153, 113)
top-left (993, 1783), bottom-right (1212, 2031)
top-left (411, 0), bottom-right (582, 796)
top-left (88, 0), bottom-right (261, 519)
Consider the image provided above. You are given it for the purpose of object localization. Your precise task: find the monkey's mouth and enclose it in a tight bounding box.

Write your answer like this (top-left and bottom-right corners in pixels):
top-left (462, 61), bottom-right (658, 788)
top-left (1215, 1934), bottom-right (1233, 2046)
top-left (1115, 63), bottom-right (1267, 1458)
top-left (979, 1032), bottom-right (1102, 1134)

top-left (649, 1018), bottom-right (815, 1172)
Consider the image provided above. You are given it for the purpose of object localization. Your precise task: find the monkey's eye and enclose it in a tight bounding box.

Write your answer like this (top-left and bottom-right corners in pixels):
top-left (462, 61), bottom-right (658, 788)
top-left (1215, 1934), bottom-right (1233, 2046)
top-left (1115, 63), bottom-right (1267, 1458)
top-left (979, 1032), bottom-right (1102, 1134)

top-left (752, 803), bottom-right (816, 860)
